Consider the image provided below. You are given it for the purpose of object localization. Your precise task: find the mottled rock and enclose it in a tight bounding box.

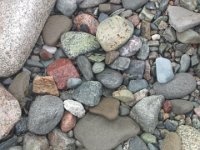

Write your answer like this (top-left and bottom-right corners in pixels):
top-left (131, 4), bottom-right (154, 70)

top-left (60, 112), bottom-right (76, 132)
top-left (113, 89), bottom-right (135, 103)
top-left (177, 29), bottom-right (200, 44)
top-left (92, 62), bottom-right (105, 74)
top-left (79, 0), bottom-right (107, 8)
top-left (134, 89), bottom-right (148, 102)
top-left (109, 57), bottom-right (130, 71)
top-left (56, 0), bottom-right (77, 16)
top-left (105, 51), bottom-right (120, 65)
top-left (128, 79), bottom-right (148, 93)
top-left (171, 100), bottom-right (193, 115)
top-left (161, 132), bottom-right (181, 150)
top-left (122, 0), bottom-right (148, 10)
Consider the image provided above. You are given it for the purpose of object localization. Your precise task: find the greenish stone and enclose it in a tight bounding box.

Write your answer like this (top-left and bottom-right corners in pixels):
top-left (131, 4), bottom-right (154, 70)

top-left (61, 32), bottom-right (100, 58)
top-left (87, 53), bottom-right (105, 62)
top-left (112, 89), bottom-right (135, 103)
top-left (141, 133), bottom-right (157, 144)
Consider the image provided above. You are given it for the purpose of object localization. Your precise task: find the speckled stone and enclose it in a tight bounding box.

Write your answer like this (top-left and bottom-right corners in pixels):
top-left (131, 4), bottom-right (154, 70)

top-left (0, 0), bottom-right (56, 77)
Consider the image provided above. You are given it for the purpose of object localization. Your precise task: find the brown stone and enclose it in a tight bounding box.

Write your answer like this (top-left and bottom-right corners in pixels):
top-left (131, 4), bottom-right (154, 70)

top-left (33, 76), bottom-right (59, 96)
top-left (161, 132), bottom-right (181, 150)
top-left (105, 51), bottom-right (119, 65)
top-left (60, 112), bottom-right (76, 132)
top-left (89, 97), bottom-right (120, 120)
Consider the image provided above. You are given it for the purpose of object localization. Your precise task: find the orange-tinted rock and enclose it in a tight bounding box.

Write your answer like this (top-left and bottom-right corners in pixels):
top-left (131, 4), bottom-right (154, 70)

top-left (39, 49), bottom-right (53, 60)
top-left (60, 112), bottom-right (76, 132)
top-left (74, 13), bottom-right (99, 35)
top-left (47, 58), bottom-right (79, 89)
top-left (163, 100), bottom-right (172, 113)
top-left (33, 76), bottom-right (59, 96)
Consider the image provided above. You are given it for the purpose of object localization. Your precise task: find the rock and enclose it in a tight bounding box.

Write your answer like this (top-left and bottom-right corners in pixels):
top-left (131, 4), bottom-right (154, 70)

top-left (153, 73), bottom-right (196, 99)
top-left (122, 0), bottom-right (148, 10)
top-left (96, 15), bottom-right (134, 52)
top-left (167, 6), bottom-right (200, 32)
top-left (177, 29), bottom-right (200, 44)
top-left (42, 45), bottom-right (57, 54)
top-left (134, 89), bottom-right (148, 102)
top-left (141, 133), bottom-right (156, 144)
top-left (159, 0), bottom-right (169, 12)
top-left (39, 49), bottom-right (53, 60)
top-left (79, 0), bottom-right (107, 8)
top-left (139, 7), bottom-right (155, 22)
top-left (125, 60), bottom-right (145, 79)
top-left (48, 129), bottom-right (75, 150)
top-left (92, 62), bottom-right (105, 74)
top-left (77, 55), bottom-right (93, 80)
top-left (191, 55), bottom-right (199, 67)
top-left (128, 14), bottom-right (140, 27)
top-left (28, 95), bottom-right (64, 134)
top-left (98, 13), bottom-right (109, 22)
top-left (42, 15), bottom-right (72, 46)
top-left (128, 79), bottom-right (148, 93)
top-left (61, 32), bottom-right (100, 58)
top-left (164, 120), bottom-right (179, 131)
top-left (56, 0), bottom-right (77, 16)
top-left (137, 42), bottom-right (150, 60)
top-left (105, 51), bottom-right (120, 65)
top-left (0, 85), bottom-right (21, 140)
top-left (87, 53), bottom-right (105, 62)
top-left (0, 0), bottom-right (56, 77)
top-left (47, 58), bottom-right (80, 90)
top-left (74, 113), bottom-right (140, 150)
top-left (8, 72), bottom-right (30, 107)
top-left (127, 136), bottom-right (148, 150)
top-left (60, 112), bottom-right (76, 132)
top-left (26, 59), bottom-right (44, 68)
top-left (179, 54), bottom-right (190, 72)
top-left (152, 34), bottom-right (160, 40)
top-left (163, 100), bottom-right (172, 113)
top-left (113, 89), bottom-right (135, 103)
top-left (67, 78), bottom-right (82, 89)
top-left (194, 107), bottom-right (200, 117)
top-left (32, 76), bottom-right (59, 96)
top-left (130, 95), bottom-right (164, 133)
top-left (74, 13), bottom-right (99, 35)
top-left (180, 0), bottom-right (197, 11)
top-left (0, 136), bottom-right (18, 150)
top-left (8, 146), bottom-right (23, 150)
top-left (177, 125), bottom-right (200, 150)
top-left (163, 27), bottom-right (176, 43)
top-left (63, 99), bottom-right (85, 118)
top-left (72, 81), bottom-right (102, 106)
top-left (171, 100), bottom-right (193, 115)
top-left (156, 57), bottom-right (174, 83)
top-left (89, 97), bottom-right (120, 120)
top-left (96, 68), bottom-right (123, 89)
top-left (161, 132), bottom-right (181, 150)
top-left (119, 36), bottom-right (142, 57)
top-left (109, 57), bottom-right (130, 71)
top-left (23, 133), bottom-right (49, 150)
top-left (15, 117), bottom-right (28, 135)
top-left (141, 20), bottom-right (151, 40)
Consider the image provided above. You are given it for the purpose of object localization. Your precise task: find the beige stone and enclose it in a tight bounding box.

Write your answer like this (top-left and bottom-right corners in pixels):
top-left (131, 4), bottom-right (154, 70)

top-left (161, 132), bottom-right (181, 150)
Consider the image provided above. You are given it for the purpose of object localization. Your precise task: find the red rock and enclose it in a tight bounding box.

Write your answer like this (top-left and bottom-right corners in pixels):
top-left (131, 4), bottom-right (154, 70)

top-left (39, 49), bottom-right (53, 60)
top-left (74, 13), bottom-right (99, 35)
top-left (194, 107), bottom-right (200, 117)
top-left (60, 112), bottom-right (76, 132)
top-left (47, 58), bottom-right (79, 90)
top-left (163, 100), bottom-right (172, 113)
top-left (128, 15), bottom-right (140, 27)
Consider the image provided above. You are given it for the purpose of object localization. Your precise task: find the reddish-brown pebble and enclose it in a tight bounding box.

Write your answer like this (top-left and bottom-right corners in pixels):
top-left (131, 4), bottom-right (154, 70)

top-left (60, 112), bottom-right (76, 132)
top-left (163, 100), bottom-right (172, 113)
top-left (39, 49), bottom-right (53, 60)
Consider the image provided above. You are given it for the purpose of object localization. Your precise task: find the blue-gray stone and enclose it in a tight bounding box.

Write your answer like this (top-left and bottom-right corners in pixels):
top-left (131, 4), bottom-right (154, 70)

top-left (179, 54), bottom-right (190, 72)
top-left (67, 78), bottom-right (82, 89)
top-left (128, 136), bottom-right (148, 150)
top-left (128, 79), bottom-right (148, 93)
top-left (137, 43), bottom-right (150, 60)
top-left (109, 57), bottom-right (130, 71)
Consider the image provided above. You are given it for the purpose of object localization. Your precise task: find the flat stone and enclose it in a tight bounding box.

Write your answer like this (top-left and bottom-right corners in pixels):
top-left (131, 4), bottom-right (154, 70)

top-left (109, 57), bottom-right (130, 71)
top-left (128, 79), bottom-right (148, 93)
top-left (130, 95), bottom-right (164, 133)
top-left (89, 97), bottom-right (120, 120)
top-left (122, 0), bottom-right (148, 10)
top-left (171, 100), bottom-right (193, 115)
top-left (42, 15), bottom-right (72, 46)
top-left (60, 112), bottom-right (76, 132)
top-left (177, 125), bottom-right (200, 150)
top-left (168, 6), bottom-right (200, 32)
top-left (61, 31), bottom-right (100, 58)
top-left (179, 54), bottom-right (190, 72)
top-left (105, 51), bottom-right (120, 65)
top-left (127, 136), bottom-right (148, 150)
top-left (153, 73), bottom-right (196, 99)
top-left (72, 81), bottom-right (102, 106)
top-left (96, 68), bottom-right (123, 89)
top-left (28, 95), bottom-right (64, 135)
top-left (74, 113), bottom-right (140, 150)
top-left (161, 132), bottom-right (181, 150)
top-left (56, 0), bottom-right (77, 16)
top-left (96, 15), bottom-right (134, 52)
top-left (156, 57), bottom-right (174, 83)
top-left (0, 85), bottom-right (21, 140)
top-left (79, 0), bottom-right (107, 8)
top-left (180, 0), bottom-right (197, 11)
top-left (47, 58), bottom-right (80, 90)
top-left (177, 29), bottom-right (200, 44)
top-left (0, 0), bottom-right (56, 77)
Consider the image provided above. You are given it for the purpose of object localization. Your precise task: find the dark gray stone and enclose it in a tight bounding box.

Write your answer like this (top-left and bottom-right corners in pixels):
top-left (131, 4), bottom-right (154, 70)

top-left (137, 43), bottom-right (150, 60)
top-left (179, 54), bottom-right (190, 72)
top-left (109, 57), bottom-right (130, 71)
top-left (122, 0), bottom-right (148, 10)
top-left (163, 27), bottom-right (176, 43)
top-left (171, 100), bottom-right (193, 114)
top-left (15, 117), bottom-right (28, 135)
top-left (128, 136), bottom-right (148, 150)
top-left (128, 79), bottom-right (148, 92)
top-left (0, 136), bottom-right (18, 150)
top-left (164, 120), bottom-right (178, 131)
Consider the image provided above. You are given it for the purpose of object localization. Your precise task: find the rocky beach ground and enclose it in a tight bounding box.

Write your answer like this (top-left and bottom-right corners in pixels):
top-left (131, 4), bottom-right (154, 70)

top-left (0, 0), bottom-right (200, 150)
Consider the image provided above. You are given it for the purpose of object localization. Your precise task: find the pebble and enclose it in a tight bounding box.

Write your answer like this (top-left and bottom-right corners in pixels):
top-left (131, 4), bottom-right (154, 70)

top-left (74, 113), bottom-right (140, 150)
top-left (0, 136), bottom-right (18, 150)
top-left (72, 81), bottom-right (102, 106)
top-left (109, 57), bottom-right (130, 71)
top-left (163, 27), bottom-right (176, 43)
top-left (28, 95), bottom-right (64, 134)
top-left (152, 34), bottom-right (160, 40)
top-left (60, 112), bottom-right (76, 132)
top-left (39, 49), bottom-right (53, 60)
top-left (180, 0), bottom-right (197, 11)
top-left (130, 95), bottom-right (164, 133)
top-left (163, 101), bottom-right (172, 113)
top-left (127, 136), bottom-right (148, 150)
top-left (119, 105), bottom-right (130, 116)
top-left (177, 29), bottom-right (200, 44)
top-left (96, 15), bottom-right (134, 52)
top-left (134, 88), bottom-right (148, 102)
top-left (98, 13), bottom-right (109, 22)
top-left (26, 59), bottom-right (44, 68)
top-left (56, 0), bottom-right (77, 16)
top-left (8, 146), bottom-right (23, 150)
top-left (79, 0), bottom-right (107, 8)
top-left (42, 15), bottom-right (72, 46)
top-left (194, 107), bottom-right (200, 117)
top-left (63, 99), bottom-right (85, 118)
top-left (171, 100), bottom-right (193, 114)
top-left (161, 132), bottom-right (181, 150)
top-left (92, 62), bottom-right (105, 74)
top-left (15, 117), bottom-right (28, 135)
top-left (141, 133), bottom-right (157, 144)
top-left (120, 10), bottom-right (133, 18)
top-left (122, 0), bottom-right (148, 10)
top-left (112, 89), bottom-right (135, 103)
top-left (87, 53), bottom-right (105, 62)
top-left (61, 31), bottom-right (100, 58)
top-left (42, 45), bottom-right (57, 54)
top-left (137, 42), bottom-right (150, 60)
top-left (156, 57), bottom-right (174, 83)
top-left (141, 20), bottom-right (151, 40)
top-left (159, 0), bottom-right (169, 12)
top-left (105, 51), bottom-right (120, 65)
top-left (128, 79), bottom-right (148, 93)
top-left (89, 97), bottom-right (120, 120)
top-left (164, 119), bottom-right (178, 131)
top-left (67, 78), bottom-right (82, 89)
top-left (128, 14), bottom-right (140, 27)
top-left (153, 73), bottom-right (196, 99)
top-left (191, 55), bottom-right (199, 66)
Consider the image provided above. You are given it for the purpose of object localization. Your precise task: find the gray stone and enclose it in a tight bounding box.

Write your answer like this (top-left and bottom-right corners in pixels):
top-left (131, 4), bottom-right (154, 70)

top-left (72, 81), bottom-right (102, 106)
top-left (92, 62), bottom-right (105, 74)
top-left (109, 57), bottom-right (130, 71)
top-left (191, 55), bottom-right (199, 66)
top-left (0, 0), bottom-right (56, 77)
top-left (130, 95), bottom-right (164, 133)
top-left (8, 146), bottom-right (23, 150)
top-left (28, 95), bottom-right (64, 135)
top-left (96, 68), bottom-right (123, 89)
top-left (61, 32), bottom-right (100, 58)
top-left (67, 78), bottom-right (82, 89)
top-left (179, 54), bottom-right (190, 72)
top-left (77, 56), bottom-right (93, 80)
top-left (139, 7), bottom-right (155, 22)
top-left (128, 136), bottom-right (148, 150)
top-left (0, 136), bottom-right (18, 150)
top-left (15, 117), bottom-right (28, 135)
top-left (168, 6), bottom-right (200, 32)
top-left (128, 79), bottom-right (148, 93)
top-left (74, 113), bottom-right (140, 150)
top-left (26, 59), bottom-right (44, 68)
top-left (180, 0), bottom-right (197, 11)
top-left (153, 73), bottom-right (196, 99)
top-left (98, 13), bottom-right (109, 22)
top-left (171, 100), bottom-right (193, 114)
top-left (122, 0), bottom-right (148, 10)
top-left (156, 57), bottom-right (174, 83)
top-left (56, 0), bottom-right (77, 16)
top-left (79, 0), bottom-right (107, 8)
top-left (177, 29), bottom-right (200, 44)
top-left (119, 105), bottom-right (130, 116)
top-left (164, 120), bottom-right (179, 131)
top-left (137, 43), bottom-right (150, 60)
top-left (159, 0), bottom-right (169, 12)
top-left (163, 27), bottom-right (176, 43)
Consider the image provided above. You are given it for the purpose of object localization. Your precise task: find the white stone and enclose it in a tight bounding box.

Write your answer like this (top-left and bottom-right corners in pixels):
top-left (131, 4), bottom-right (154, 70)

top-left (151, 34), bottom-right (160, 40)
top-left (42, 45), bottom-right (57, 54)
top-left (63, 99), bottom-right (85, 118)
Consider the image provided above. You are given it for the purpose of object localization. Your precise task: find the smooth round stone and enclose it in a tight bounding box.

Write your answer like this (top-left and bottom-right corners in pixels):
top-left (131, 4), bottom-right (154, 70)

top-left (96, 68), bottom-right (123, 89)
top-left (42, 15), bottom-right (72, 46)
top-left (15, 117), bottom-right (28, 135)
top-left (153, 73), bottom-right (196, 99)
top-left (161, 132), bottom-right (181, 150)
top-left (67, 78), bottom-right (82, 89)
top-left (92, 62), bottom-right (105, 74)
top-left (56, 0), bottom-right (77, 16)
top-left (171, 100), bottom-right (193, 115)
top-left (96, 15), bottom-right (134, 52)
top-left (179, 54), bottom-right (190, 72)
top-left (61, 32), bottom-right (100, 58)
top-left (0, 0), bottom-right (56, 77)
